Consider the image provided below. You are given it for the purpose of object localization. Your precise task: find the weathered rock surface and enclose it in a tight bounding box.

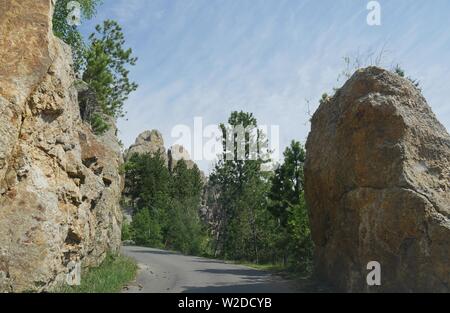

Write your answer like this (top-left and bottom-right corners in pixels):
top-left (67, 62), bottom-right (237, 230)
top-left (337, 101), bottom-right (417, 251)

top-left (168, 144), bottom-right (197, 171)
top-left (126, 130), bottom-right (167, 163)
top-left (305, 67), bottom-right (450, 292)
top-left (0, 0), bottom-right (123, 292)
top-left (126, 130), bottom-right (200, 172)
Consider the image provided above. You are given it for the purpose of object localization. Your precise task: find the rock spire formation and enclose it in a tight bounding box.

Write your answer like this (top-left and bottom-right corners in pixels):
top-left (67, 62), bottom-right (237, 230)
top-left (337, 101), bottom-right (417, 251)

top-left (126, 130), bottom-right (198, 171)
top-left (126, 130), bottom-right (167, 163)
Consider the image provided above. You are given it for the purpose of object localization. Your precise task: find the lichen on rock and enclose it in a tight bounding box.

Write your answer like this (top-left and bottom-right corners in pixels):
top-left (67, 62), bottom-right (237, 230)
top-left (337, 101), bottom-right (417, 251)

top-left (305, 67), bottom-right (450, 292)
top-left (0, 0), bottom-right (123, 292)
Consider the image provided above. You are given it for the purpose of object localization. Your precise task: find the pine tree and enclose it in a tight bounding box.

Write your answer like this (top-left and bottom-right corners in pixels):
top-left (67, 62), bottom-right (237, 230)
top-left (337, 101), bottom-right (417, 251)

top-left (82, 20), bottom-right (138, 132)
top-left (124, 152), bottom-right (171, 212)
top-left (268, 141), bottom-right (313, 270)
top-left (53, 0), bottom-right (102, 73)
top-left (167, 161), bottom-right (205, 255)
top-left (208, 111), bottom-right (272, 261)
top-left (131, 208), bottom-right (162, 247)
top-left (123, 155), bottom-right (207, 255)
top-left (268, 141), bottom-right (305, 227)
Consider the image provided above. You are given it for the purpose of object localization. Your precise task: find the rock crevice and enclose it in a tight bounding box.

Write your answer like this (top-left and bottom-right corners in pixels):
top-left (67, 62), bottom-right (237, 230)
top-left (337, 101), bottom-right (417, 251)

top-left (0, 0), bottom-right (123, 292)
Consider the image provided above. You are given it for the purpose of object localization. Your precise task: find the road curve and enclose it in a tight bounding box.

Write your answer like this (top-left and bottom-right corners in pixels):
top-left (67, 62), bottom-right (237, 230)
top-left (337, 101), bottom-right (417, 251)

top-left (122, 246), bottom-right (298, 293)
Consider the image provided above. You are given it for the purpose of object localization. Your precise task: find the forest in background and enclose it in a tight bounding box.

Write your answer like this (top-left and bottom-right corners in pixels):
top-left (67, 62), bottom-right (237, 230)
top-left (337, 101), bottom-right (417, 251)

top-left (121, 111), bottom-right (314, 274)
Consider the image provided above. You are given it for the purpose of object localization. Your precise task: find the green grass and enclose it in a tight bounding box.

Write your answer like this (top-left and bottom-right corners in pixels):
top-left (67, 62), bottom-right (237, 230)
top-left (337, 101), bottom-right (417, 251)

top-left (57, 254), bottom-right (138, 293)
top-left (234, 261), bottom-right (333, 292)
top-left (235, 262), bottom-right (308, 279)
top-left (237, 262), bottom-right (286, 272)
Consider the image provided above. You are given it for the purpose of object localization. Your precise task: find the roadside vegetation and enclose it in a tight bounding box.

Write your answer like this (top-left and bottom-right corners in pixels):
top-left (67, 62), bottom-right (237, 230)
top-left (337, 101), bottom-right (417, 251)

top-left (57, 254), bottom-right (137, 293)
top-left (206, 112), bottom-right (313, 275)
top-left (53, 0), bottom-right (138, 134)
top-left (123, 111), bottom-right (314, 278)
top-left (123, 155), bottom-right (209, 256)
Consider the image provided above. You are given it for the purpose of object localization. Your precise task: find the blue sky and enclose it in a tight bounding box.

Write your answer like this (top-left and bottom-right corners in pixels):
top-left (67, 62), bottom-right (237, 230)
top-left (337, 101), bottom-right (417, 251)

top-left (80, 0), bottom-right (450, 172)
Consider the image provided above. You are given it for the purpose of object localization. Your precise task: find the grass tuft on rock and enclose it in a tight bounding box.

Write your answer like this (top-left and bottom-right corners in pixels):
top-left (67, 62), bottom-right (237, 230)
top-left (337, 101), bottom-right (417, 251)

top-left (58, 254), bottom-right (137, 293)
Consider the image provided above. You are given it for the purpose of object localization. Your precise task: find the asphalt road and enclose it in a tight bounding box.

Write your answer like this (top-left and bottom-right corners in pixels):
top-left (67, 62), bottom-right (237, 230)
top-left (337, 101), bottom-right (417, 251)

top-left (121, 246), bottom-right (298, 293)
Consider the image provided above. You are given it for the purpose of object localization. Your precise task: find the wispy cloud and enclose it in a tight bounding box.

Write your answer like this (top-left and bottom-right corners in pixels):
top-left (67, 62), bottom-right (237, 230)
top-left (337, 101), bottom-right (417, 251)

top-left (81, 0), bottom-right (450, 172)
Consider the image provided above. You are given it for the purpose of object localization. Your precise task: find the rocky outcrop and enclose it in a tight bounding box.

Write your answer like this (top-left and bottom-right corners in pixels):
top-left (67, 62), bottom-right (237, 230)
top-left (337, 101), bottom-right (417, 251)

top-left (168, 144), bottom-right (197, 171)
top-left (124, 131), bottom-right (206, 221)
top-left (305, 67), bottom-right (450, 292)
top-left (0, 0), bottom-right (123, 292)
top-left (126, 130), bottom-right (167, 163)
top-left (126, 130), bottom-right (200, 172)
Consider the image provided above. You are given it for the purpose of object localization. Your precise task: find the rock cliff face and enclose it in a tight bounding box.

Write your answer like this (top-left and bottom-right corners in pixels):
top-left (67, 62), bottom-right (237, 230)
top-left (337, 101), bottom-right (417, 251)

top-left (305, 67), bottom-right (450, 292)
top-left (0, 0), bottom-right (123, 292)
